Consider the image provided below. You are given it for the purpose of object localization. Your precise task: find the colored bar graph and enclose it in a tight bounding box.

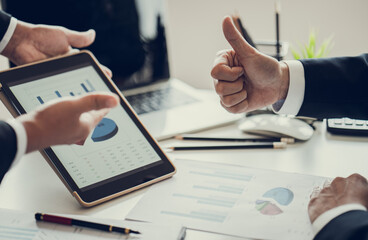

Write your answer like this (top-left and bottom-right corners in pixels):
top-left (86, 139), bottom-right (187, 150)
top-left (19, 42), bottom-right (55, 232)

top-left (86, 79), bottom-right (95, 92)
top-left (36, 96), bottom-right (44, 104)
top-left (0, 225), bottom-right (38, 240)
top-left (81, 83), bottom-right (89, 93)
top-left (161, 210), bottom-right (226, 223)
top-left (55, 91), bottom-right (62, 98)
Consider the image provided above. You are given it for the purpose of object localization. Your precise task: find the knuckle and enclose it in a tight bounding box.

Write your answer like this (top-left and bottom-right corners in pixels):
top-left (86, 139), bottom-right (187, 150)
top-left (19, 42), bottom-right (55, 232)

top-left (331, 177), bottom-right (345, 186)
top-left (210, 66), bottom-right (220, 79)
top-left (215, 82), bottom-right (226, 95)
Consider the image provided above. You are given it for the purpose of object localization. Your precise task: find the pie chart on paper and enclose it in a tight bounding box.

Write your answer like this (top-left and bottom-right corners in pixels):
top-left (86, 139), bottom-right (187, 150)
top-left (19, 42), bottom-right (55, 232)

top-left (255, 187), bottom-right (294, 216)
top-left (91, 118), bottom-right (119, 142)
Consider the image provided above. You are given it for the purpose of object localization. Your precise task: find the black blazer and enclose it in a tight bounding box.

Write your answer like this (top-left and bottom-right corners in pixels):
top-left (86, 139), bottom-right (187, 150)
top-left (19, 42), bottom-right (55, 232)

top-left (0, 10), bottom-right (11, 43)
top-left (0, 121), bottom-right (17, 183)
top-left (0, 11), bottom-right (15, 183)
top-left (298, 54), bottom-right (368, 119)
top-left (315, 210), bottom-right (368, 240)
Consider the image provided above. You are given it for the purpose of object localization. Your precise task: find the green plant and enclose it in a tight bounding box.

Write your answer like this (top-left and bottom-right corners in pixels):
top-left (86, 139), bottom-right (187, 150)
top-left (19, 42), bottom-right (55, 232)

top-left (291, 29), bottom-right (334, 59)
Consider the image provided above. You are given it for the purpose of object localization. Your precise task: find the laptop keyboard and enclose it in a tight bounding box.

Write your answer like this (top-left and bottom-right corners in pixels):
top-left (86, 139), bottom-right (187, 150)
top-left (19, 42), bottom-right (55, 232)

top-left (126, 87), bottom-right (198, 115)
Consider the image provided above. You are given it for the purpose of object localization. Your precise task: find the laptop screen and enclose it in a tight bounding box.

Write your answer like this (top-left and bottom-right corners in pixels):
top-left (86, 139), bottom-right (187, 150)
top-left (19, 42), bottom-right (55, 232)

top-left (4, 0), bottom-right (170, 89)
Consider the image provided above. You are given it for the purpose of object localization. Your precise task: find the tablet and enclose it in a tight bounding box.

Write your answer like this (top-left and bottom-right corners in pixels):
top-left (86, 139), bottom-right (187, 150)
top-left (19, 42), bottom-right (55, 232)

top-left (0, 51), bottom-right (176, 207)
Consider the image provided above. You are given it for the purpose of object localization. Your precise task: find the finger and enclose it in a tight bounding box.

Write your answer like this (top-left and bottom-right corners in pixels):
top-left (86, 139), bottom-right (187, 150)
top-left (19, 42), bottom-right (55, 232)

top-left (64, 28), bottom-right (96, 48)
top-left (211, 64), bottom-right (243, 81)
top-left (78, 108), bottom-right (110, 139)
top-left (323, 179), bottom-right (332, 188)
top-left (222, 16), bottom-right (256, 60)
top-left (310, 186), bottom-right (321, 199)
top-left (100, 65), bottom-right (113, 78)
top-left (348, 173), bottom-right (368, 184)
top-left (220, 88), bottom-right (247, 107)
top-left (221, 98), bottom-right (249, 114)
top-left (84, 108), bottom-right (111, 127)
top-left (74, 92), bottom-right (120, 113)
top-left (215, 78), bottom-right (244, 96)
top-left (67, 47), bottom-right (80, 55)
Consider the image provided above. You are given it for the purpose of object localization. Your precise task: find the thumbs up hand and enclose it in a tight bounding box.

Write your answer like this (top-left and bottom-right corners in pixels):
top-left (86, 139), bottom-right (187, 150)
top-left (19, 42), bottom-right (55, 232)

top-left (211, 16), bottom-right (290, 114)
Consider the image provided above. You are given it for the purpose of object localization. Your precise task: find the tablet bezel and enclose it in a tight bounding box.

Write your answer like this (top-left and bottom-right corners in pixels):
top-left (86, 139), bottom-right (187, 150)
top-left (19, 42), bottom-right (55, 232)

top-left (0, 51), bottom-right (176, 206)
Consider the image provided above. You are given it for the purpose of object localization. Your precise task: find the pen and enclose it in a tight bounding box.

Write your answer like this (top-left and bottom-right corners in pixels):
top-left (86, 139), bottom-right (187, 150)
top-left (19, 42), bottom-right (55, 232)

top-left (275, 0), bottom-right (281, 60)
top-left (35, 213), bottom-right (140, 234)
top-left (175, 135), bottom-right (295, 144)
top-left (167, 142), bottom-right (286, 151)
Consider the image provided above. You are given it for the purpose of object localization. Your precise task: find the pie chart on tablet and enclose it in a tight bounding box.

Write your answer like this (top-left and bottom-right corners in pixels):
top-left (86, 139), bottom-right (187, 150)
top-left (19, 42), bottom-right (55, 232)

top-left (91, 118), bottom-right (119, 142)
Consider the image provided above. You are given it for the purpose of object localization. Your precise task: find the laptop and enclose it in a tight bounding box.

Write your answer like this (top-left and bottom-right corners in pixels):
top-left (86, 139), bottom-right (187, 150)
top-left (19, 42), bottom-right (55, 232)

top-left (115, 0), bottom-right (242, 140)
top-left (4, 0), bottom-right (242, 140)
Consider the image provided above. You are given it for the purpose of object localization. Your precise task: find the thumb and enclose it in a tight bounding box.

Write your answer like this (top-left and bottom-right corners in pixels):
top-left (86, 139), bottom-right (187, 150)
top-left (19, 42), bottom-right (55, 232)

top-left (222, 16), bottom-right (255, 59)
top-left (64, 28), bottom-right (96, 48)
top-left (74, 92), bottom-right (119, 113)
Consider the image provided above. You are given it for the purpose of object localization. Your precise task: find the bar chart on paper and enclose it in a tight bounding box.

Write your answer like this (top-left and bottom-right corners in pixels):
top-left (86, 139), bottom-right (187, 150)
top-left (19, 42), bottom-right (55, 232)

top-left (127, 159), bottom-right (328, 240)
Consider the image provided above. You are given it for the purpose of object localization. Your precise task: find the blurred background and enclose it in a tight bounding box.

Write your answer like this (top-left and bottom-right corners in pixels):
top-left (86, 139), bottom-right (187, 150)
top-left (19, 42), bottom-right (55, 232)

top-left (165, 0), bottom-right (368, 89)
top-left (1, 0), bottom-right (367, 90)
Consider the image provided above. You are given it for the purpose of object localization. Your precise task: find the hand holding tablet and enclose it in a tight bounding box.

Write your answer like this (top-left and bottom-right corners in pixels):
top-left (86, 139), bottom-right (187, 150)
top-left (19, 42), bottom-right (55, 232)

top-left (0, 51), bottom-right (176, 207)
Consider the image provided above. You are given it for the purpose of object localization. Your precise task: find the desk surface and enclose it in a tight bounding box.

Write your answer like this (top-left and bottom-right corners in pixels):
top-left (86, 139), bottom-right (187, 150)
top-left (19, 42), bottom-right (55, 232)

top-left (0, 120), bottom-right (368, 222)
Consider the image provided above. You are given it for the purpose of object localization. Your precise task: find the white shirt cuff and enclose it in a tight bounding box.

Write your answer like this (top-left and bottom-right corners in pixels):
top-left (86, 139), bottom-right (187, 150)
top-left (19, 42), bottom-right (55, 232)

top-left (312, 203), bottom-right (367, 236)
top-left (6, 119), bottom-right (27, 162)
top-left (0, 17), bottom-right (18, 53)
top-left (272, 60), bottom-right (305, 116)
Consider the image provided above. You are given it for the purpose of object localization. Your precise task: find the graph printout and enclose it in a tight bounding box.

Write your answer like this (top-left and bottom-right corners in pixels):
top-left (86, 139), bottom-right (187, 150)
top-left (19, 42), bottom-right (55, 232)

top-left (0, 208), bottom-right (181, 240)
top-left (127, 159), bottom-right (329, 240)
top-left (9, 66), bottom-right (161, 189)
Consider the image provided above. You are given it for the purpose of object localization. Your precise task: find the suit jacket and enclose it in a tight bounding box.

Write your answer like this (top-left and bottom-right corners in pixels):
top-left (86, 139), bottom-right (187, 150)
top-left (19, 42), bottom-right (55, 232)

top-left (298, 54), bottom-right (368, 119)
top-left (0, 10), bottom-right (11, 41)
top-left (0, 11), bottom-right (15, 183)
top-left (0, 121), bottom-right (17, 183)
top-left (315, 210), bottom-right (368, 240)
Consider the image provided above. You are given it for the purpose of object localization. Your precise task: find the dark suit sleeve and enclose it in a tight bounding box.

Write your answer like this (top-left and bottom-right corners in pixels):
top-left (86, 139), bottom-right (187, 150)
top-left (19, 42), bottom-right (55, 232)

top-left (0, 120), bottom-right (17, 183)
top-left (0, 10), bottom-right (12, 42)
top-left (298, 54), bottom-right (368, 119)
top-left (314, 210), bottom-right (368, 240)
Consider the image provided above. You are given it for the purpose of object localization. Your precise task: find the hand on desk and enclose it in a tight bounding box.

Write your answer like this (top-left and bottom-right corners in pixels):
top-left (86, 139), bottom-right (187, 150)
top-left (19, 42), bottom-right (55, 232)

top-left (17, 92), bottom-right (119, 153)
top-left (308, 173), bottom-right (368, 223)
top-left (211, 16), bottom-right (289, 114)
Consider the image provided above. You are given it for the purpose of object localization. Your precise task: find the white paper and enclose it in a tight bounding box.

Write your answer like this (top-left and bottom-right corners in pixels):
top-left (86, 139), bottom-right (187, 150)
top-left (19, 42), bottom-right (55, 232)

top-left (0, 208), bottom-right (181, 240)
top-left (127, 159), bottom-right (328, 240)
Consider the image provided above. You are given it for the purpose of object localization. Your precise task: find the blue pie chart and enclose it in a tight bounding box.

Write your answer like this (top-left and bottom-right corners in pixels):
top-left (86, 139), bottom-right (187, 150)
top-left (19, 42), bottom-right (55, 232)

top-left (91, 118), bottom-right (118, 142)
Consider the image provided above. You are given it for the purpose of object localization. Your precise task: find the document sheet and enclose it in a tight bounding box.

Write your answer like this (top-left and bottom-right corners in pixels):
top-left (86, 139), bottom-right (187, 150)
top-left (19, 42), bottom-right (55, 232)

top-left (0, 208), bottom-right (180, 240)
top-left (127, 159), bottom-right (328, 240)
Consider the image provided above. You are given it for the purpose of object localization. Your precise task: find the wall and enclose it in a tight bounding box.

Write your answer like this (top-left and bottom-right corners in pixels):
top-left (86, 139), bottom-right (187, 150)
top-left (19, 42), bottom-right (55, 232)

top-left (165, 0), bottom-right (368, 89)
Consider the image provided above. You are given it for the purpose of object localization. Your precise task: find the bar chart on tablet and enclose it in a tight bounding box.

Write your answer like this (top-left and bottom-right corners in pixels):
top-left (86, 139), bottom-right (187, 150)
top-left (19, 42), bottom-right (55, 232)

top-left (10, 66), bottom-right (162, 189)
top-left (34, 79), bottom-right (96, 105)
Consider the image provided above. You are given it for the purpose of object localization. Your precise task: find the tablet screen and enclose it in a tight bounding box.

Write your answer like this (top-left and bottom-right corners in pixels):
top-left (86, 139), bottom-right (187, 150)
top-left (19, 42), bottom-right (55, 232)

top-left (8, 64), bottom-right (163, 191)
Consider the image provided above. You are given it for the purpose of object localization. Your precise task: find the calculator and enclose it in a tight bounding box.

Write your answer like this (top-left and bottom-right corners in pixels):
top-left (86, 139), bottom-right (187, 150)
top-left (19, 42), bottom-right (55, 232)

top-left (327, 118), bottom-right (368, 136)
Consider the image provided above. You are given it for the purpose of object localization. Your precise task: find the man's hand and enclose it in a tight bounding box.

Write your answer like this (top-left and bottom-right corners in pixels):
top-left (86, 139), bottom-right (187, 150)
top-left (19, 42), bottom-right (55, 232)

top-left (2, 20), bottom-right (95, 65)
top-left (17, 92), bottom-right (120, 153)
top-left (211, 16), bottom-right (290, 114)
top-left (2, 20), bottom-right (113, 77)
top-left (308, 174), bottom-right (368, 223)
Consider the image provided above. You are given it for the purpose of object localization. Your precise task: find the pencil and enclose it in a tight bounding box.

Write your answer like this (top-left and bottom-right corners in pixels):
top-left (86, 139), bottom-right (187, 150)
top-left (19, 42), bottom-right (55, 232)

top-left (35, 213), bottom-right (140, 234)
top-left (175, 135), bottom-right (295, 144)
top-left (167, 142), bottom-right (286, 151)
